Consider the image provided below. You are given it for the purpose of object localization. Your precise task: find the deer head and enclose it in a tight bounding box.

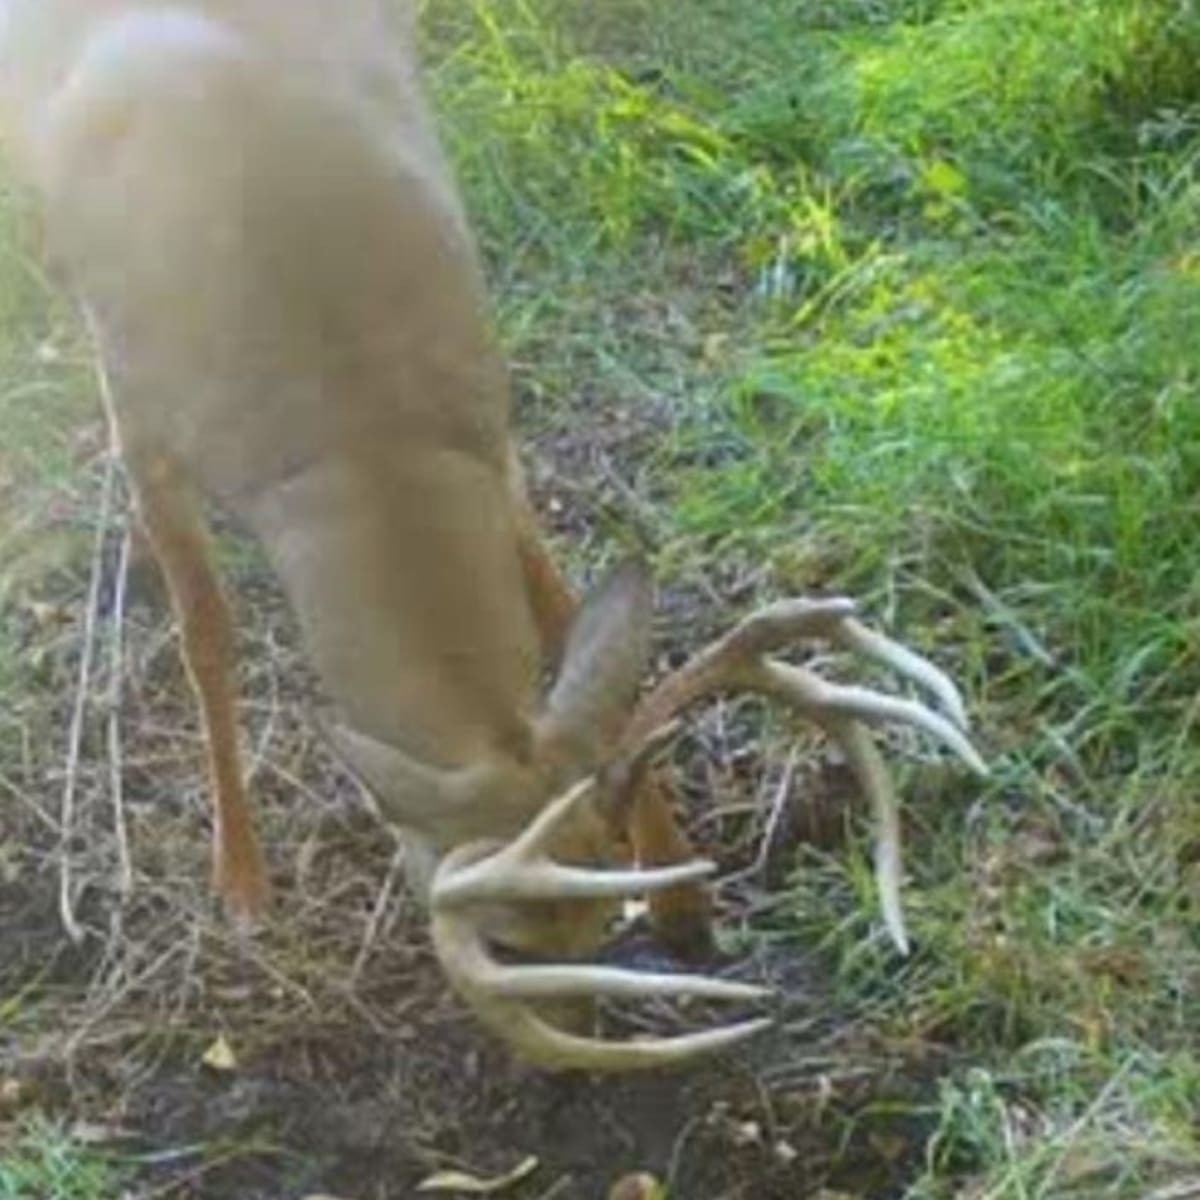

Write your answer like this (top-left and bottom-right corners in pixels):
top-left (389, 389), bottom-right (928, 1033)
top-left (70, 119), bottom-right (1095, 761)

top-left (322, 561), bottom-right (986, 1070)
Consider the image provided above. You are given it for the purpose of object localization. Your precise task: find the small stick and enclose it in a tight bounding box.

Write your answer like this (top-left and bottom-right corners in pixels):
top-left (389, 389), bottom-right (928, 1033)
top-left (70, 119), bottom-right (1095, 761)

top-left (59, 448), bottom-right (118, 943)
top-left (721, 746), bottom-right (800, 889)
top-left (107, 523), bottom-right (133, 897)
top-left (244, 626), bottom-right (282, 789)
top-left (349, 836), bottom-right (408, 987)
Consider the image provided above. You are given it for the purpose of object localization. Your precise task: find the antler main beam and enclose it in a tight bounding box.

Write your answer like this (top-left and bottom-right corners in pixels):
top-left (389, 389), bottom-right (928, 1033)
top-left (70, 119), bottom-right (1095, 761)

top-left (613, 597), bottom-right (988, 954)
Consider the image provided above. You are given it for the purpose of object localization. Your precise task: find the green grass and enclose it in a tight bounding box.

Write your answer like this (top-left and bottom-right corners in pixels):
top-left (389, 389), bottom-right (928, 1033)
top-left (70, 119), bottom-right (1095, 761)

top-left (0, 1), bottom-right (1196, 1195)
top-left (422, 1), bottom-right (1200, 1194)
top-left (0, 185), bottom-right (94, 496)
top-left (0, 183), bottom-right (99, 691)
top-left (0, 1120), bottom-right (128, 1200)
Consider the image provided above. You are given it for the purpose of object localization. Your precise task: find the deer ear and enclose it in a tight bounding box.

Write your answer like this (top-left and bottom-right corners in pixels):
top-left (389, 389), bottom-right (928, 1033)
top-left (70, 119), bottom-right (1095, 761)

top-left (538, 557), bottom-right (654, 765)
top-left (317, 716), bottom-right (452, 834)
top-left (317, 716), bottom-right (536, 849)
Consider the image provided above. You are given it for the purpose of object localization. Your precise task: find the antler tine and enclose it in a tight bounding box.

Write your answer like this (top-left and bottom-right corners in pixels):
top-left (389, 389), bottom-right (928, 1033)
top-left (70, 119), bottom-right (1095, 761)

top-left (432, 887), bottom-right (771, 1072)
top-left (755, 660), bottom-right (987, 776)
top-left (462, 988), bottom-right (774, 1073)
top-left (498, 1014), bottom-right (774, 1073)
top-left (835, 616), bottom-right (970, 732)
top-left (617, 597), bottom-right (858, 750)
top-left (608, 596), bottom-right (986, 955)
top-left (432, 912), bottom-right (769, 1003)
top-left (822, 716), bottom-right (907, 952)
top-left (619, 595), bottom-right (976, 752)
top-left (475, 963), bottom-right (769, 1002)
top-left (434, 779), bottom-right (718, 909)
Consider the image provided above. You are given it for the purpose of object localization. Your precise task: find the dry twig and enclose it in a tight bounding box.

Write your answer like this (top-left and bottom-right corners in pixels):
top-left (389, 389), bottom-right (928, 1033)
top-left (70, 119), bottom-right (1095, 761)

top-left (59, 448), bottom-right (119, 943)
top-left (107, 524), bottom-right (133, 897)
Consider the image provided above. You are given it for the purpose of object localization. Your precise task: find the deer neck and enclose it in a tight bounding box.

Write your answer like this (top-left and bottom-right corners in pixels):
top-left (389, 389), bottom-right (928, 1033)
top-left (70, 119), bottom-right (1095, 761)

top-left (246, 441), bottom-right (545, 776)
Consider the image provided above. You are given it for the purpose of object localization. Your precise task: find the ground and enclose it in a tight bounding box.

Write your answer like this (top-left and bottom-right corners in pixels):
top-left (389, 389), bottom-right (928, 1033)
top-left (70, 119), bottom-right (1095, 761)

top-left (3, 1), bottom-right (1200, 1198)
top-left (0, 472), bottom-right (969, 1199)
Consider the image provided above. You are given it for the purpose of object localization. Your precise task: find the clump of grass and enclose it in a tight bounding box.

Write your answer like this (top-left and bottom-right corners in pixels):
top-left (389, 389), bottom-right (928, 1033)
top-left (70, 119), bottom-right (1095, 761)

top-left (0, 1120), bottom-right (128, 1200)
top-left (0, 187), bottom-right (94, 495)
top-left (0, 189), bottom-right (99, 695)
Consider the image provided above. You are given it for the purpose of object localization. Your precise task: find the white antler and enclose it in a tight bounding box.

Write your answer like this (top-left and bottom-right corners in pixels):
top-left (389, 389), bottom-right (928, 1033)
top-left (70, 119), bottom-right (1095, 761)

top-left (431, 780), bottom-right (772, 1071)
top-left (611, 597), bottom-right (988, 954)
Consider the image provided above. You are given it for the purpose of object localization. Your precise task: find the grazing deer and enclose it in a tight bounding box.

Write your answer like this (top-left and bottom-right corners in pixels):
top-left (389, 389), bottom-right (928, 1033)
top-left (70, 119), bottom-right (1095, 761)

top-left (0, 0), bottom-right (985, 1070)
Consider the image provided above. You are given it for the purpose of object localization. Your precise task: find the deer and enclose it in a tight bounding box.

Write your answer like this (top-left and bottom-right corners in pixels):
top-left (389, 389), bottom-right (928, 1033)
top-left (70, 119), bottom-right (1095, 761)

top-left (0, 0), bottom-right (986, 1071)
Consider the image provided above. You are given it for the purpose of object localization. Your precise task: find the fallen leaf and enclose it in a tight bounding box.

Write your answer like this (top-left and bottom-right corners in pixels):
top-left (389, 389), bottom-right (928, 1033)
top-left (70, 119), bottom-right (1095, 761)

top-left (921, 157), bottom-right (968, 198)
top-left (0, 1078), bottom-right (26, 1113)
top-left (26, 599), bottom-right (71, 629)
top-left (868, 1131), bottom-right (909, 1163)
top-left (417, 1156), bottom-right (539, 1195)
top-left (200, 1035), bottom-right (237, 1072)
top-left (608, 1172), bottom-right (666, 1200)
top-left (773, 1140), bottom-right (799, 1165)
top-left (732, 1120), bottom-right (761, 1147)
top-left (701, 332), bottom-right (729, 364)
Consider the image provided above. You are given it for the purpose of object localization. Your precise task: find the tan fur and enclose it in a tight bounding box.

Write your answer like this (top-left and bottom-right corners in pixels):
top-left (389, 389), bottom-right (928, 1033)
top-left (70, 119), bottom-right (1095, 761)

top-left (0, 2), bottom-right (710, 961)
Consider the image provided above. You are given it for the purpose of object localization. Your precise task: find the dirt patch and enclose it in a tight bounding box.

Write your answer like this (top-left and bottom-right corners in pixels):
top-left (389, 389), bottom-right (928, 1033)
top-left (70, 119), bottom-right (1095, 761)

top-left (114, 1016), bottom-right (938, 1200)
top-left (4, 862), bottom-right (941, 1199)
top-left (3, 818), bottom-right (942, 1199)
